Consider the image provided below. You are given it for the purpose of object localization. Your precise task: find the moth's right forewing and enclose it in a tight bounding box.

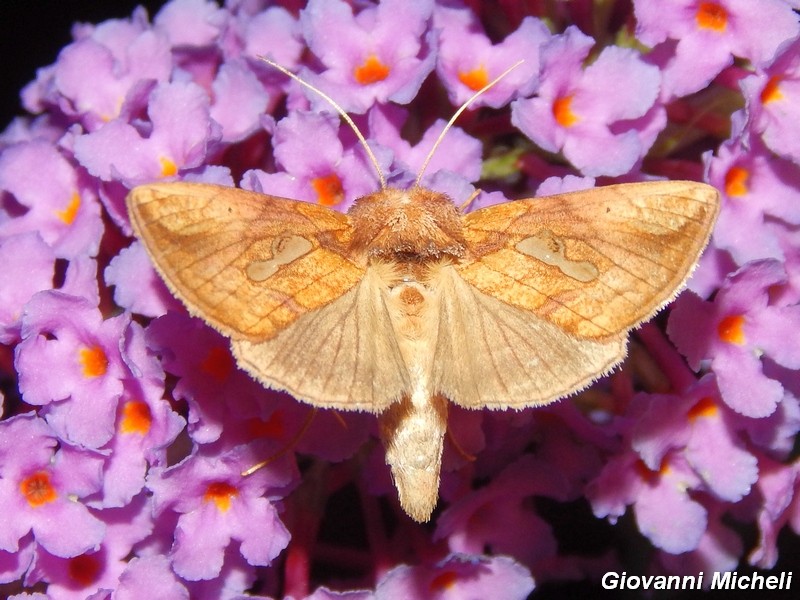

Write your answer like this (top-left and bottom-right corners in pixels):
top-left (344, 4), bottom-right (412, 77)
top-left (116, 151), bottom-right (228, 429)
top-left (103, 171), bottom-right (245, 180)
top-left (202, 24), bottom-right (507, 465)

top-left (457, 181), bottom-right (720, 340)
top-left (127, 182), bottom-right (365, 341)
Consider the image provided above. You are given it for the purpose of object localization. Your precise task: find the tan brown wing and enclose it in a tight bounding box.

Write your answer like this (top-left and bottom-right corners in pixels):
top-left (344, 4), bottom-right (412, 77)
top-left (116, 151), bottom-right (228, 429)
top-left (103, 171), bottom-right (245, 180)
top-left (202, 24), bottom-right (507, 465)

top-left (457, 181), bottom-right (719, 340)
top-left (432, 264), bottom-right (627, 408)
top-left (127, 182), bottom-right (364, 341)
top-left (231, 267), bottom-right (410, 411)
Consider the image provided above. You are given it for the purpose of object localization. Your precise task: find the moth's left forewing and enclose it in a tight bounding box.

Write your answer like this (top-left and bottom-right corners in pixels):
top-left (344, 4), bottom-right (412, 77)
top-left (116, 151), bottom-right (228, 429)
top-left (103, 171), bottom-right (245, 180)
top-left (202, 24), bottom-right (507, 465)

top-left (127, 182), bottom-right (364, 341)
top-left (457, 181), bottom-right (720, 339)
top-left (128, 183), bottom-right (410, 411)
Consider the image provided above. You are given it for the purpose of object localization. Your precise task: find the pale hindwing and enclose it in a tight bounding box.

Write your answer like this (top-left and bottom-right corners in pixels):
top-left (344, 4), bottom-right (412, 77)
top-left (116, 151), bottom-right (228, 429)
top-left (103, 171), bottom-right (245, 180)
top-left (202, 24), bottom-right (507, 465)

top-left (458, 181), bottom-right (720, 340)
top-left (433, 265), bottom-right (627, 409)
top-left (231, 267), bottom-right (410, 412)
top-left (127, 182), bottom-right (364, 340)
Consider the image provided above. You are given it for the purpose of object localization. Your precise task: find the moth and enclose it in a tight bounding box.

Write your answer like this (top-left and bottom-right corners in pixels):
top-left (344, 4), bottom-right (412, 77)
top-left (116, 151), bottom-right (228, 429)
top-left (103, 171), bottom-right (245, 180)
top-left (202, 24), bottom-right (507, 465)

top-left (127, 61), bottom-right (720, 522)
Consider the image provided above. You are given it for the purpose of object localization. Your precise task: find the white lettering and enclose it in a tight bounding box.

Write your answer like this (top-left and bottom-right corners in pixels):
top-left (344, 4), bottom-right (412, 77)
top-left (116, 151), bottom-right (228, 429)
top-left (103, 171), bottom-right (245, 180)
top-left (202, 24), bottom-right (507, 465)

top-left (712, 571), bottom-right (732, 589)
top-left (601, 572), bottom-right (618, 590)
top-left (751, 572), bottom-right (765, 589)
top-left (680, 574), bottom-right (700, 590)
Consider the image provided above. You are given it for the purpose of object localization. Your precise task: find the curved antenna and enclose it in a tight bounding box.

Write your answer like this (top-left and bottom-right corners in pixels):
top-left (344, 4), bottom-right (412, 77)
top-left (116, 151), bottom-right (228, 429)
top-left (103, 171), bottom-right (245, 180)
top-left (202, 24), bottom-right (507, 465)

top-left (260, 56), bottom-right (387, 189)
top-left (414, 60), bottom-right (525, 188)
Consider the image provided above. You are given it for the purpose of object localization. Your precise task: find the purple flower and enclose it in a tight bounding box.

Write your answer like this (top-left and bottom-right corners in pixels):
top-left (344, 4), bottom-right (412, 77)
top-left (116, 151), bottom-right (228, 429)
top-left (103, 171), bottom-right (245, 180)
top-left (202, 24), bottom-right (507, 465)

top-left (658, 503), bottom-right (742, 576)
top-left (298, 0), bottom-right (436, 113)
top-left (0, 415), bottom-right (105, 558)
top-left (145, 312), bottom-right (279, 445)
top-left (0, 234), bottom-right (55, 344)
top-left (209, 59), bottom-right (270, 143)
top-left (0, 140), bottom-right (103, 259)
top-left (375, 553), bottom-right (535, 600)
top-left (114, 555), bottom-right (190, 600)
top-left (746, 456), bottom-right (800, 569)
top-left (668, 260), bottom-right (800, 417)
top-left (147, 449), bottom-right (290, 581)
top-left (589, 447), bottom-right (708, 554)
top-left (740, 37), bottom-right (800, 165)
top-left (631, 376), bottom-right (758, 503)
top-left (237, 6), bottom-right (303, 69)
top-left (104, 241), bottom-right (184, 318)
top-left (98, 321), bottom-right (184, 508)
top-left (73, 80), bottom-right (220, 189)
top-left (634, 0), bottom-right (800, 98)
top-left (244, 110), bottom-right (381, 211)
top-left (434, 7), bottom-right (548, 108)
top-left (153, 0), bottom-right (227, 47)
top-left (22, 8), bottom-right (172, 130)
top-left (15, 292), bottom-right (129, 448)
top-left (705, 128), bottom-right (800, 264)
top-left (367, 103), bottom-right (483, 192)
top-left (26, 494), bottom-right (152, 597)
top-left (511, 27), bottom-right (661, 176)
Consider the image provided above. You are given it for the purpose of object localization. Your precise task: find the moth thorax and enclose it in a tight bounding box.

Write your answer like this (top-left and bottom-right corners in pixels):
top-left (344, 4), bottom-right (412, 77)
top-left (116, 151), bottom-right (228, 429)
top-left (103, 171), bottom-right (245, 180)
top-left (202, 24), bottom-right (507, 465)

top-left (348, 187), bottom-right (466, 261)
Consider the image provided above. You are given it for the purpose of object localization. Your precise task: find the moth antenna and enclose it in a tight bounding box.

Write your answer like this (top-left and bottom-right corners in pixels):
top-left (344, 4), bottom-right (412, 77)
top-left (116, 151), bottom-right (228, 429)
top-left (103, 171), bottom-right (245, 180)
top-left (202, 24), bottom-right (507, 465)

top-left (260, 56), bottom-right (387, 189)
top-left (458, 189), bottom-right (481, 213)
top-left (414, 60), bottom-right (525, 188)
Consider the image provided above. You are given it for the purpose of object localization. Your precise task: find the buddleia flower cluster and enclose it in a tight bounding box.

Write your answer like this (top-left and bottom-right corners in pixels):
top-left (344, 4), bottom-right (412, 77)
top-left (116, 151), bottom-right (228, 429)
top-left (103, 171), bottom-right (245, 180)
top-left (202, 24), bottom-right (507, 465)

top-left (1, 0), bottom-right (800, 598)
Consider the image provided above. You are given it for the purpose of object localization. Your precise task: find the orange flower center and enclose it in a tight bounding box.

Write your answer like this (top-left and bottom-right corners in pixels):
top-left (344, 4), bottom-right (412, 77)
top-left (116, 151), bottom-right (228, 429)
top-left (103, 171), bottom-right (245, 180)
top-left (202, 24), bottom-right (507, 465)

top-left (56, 192), bottom-right (81, 225)
top-left (430, 570), bottom-right (459, 591)
top-left (687, 396), bottom-right (719, 421)
top-left (354, 55), bottom-right (390, 85)
top-left (760, 76), bottom-right (784, 104)
top-left (724, 165), bottom-right (749, 197)
top-left (458, 65), bottom-right (489, 91)
top-left (120, 400), bottom-right (152, 435)
top-left (21, 471), bottom-right (57, 507)
top-left (696, 2), bottom-right (728, 31)
top-left (204, 481), bottom-right (238, 512)
top-left (553, 95), bottom-right (579, 127)
top-left (311, 173), bottom-right (345, 206)
top-left (718, 314), bottom-right (745, 345)
top-left (80, 345), bottom-right (108, 378)
top-left (159, 156), bottom-right (178, 177)
top-left (635, 457), bottom-right (669, 483)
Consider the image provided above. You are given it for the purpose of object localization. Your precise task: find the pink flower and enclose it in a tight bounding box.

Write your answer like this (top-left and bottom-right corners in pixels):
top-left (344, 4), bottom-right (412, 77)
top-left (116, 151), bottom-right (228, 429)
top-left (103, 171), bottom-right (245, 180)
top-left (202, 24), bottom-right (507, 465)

top-left (740, 37), bottom-right (800, 165)
top-left (0, 415), bottom-right (105, 558)
top-left (376, 553), bottom-right (535, 600)
top-left (298, 0), bottom-right (436, 113)
top-left (668, 260), bottom-right (800, 417)
top-left (511, 27), bottom-right (661, 176)
top-left (15, 292), bottom-right (129, 448)
top-left (634, 0), bottom-right (800, 97)
top-left (147, 449), bottom-right (290, 581)
top-left (434, 7), bottom-right (548, 108)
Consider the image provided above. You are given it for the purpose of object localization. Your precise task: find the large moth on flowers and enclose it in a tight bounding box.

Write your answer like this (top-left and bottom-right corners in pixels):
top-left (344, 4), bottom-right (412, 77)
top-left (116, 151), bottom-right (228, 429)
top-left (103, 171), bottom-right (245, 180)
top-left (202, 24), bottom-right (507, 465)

top-left (127, 61), bottom-right (719, 522)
